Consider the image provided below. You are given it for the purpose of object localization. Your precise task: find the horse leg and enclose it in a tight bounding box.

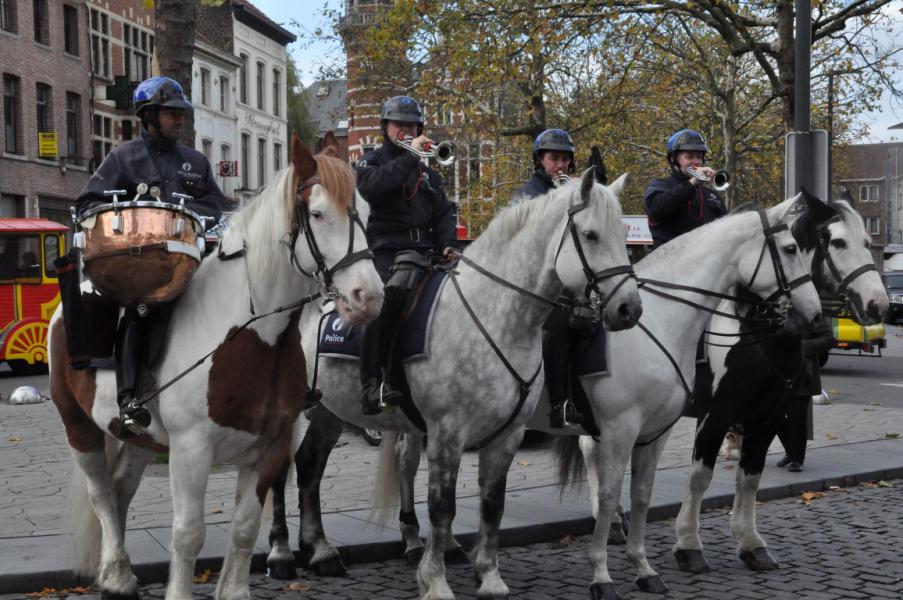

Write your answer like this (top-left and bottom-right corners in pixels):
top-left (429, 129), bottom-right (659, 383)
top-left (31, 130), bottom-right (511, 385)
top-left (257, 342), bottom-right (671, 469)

top-left (295, 405), bottom-right (346, 576)
top-left (396, 432), bottom-right (427, 565)
top-left (582, 437), bottom-right (627, 545)
top-left (732, 431), bottom-right (780, 571)
top-left (626, 435), bottom-right (671, 595)
top-left (266, 459), bottom-right (296, 579)
top-left (109, 443), bottom-right (153, 536)
top-left (165, 439), bottom-right (213, 600)
top-left (673, 419), bottom-right (726, 574)
top-left (72, 447), bottom-right (140, 599)
top-left (580, 433), bottom-right (631, 600)
top-left (471, 428), bottom-right (523, 599)
top-left (215, 466), bottom-right (264, 600)
top-left (416, 431), bottom-right (464, 600)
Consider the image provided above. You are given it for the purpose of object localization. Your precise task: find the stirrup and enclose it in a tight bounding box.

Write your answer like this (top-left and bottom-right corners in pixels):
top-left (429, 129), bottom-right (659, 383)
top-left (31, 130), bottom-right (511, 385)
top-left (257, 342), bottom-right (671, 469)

top-left (120, 401), bottom-right (150, 437)
top-left (553, 399), bottom-right (583, 432)
top-left (376, 382), bottom-right (397, 413)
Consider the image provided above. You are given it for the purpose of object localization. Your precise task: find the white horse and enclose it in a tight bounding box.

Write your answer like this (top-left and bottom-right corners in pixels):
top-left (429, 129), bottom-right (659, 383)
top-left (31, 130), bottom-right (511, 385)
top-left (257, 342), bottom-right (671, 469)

top-left (49, 134), bottom-right (383, 600)
top-left (268, 168), bottom-right (643, 600)
top-left (672, 198), bottom-right (888, 575)
top-left (555, 193), bottom-right (831, 600)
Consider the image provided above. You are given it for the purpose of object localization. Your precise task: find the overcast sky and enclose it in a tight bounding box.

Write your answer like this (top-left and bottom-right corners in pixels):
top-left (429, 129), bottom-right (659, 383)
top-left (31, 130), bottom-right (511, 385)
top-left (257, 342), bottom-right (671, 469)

top-left (254, 0), bottom-right (903, 142)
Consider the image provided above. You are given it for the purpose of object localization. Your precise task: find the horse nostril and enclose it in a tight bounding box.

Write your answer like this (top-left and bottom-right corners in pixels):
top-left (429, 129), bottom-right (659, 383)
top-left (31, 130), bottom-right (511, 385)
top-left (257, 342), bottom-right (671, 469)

top-left (617, 302), bottom-right (631, 321)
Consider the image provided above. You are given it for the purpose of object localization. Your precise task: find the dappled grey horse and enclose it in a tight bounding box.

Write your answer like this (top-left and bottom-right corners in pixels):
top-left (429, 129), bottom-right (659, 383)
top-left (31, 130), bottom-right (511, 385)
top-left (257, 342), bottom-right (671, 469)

top-left (269, 168), bottom-right (643, 599)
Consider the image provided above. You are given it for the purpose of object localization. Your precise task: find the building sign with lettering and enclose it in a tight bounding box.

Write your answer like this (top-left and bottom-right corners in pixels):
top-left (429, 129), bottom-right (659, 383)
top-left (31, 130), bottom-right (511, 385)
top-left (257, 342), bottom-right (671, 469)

top-left (38, 133), bottom-right (58, 158)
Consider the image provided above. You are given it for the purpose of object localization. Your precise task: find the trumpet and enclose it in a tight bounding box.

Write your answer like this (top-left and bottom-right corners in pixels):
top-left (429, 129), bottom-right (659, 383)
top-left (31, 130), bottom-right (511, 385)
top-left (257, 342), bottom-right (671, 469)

top-left (395, 136), bottom-right (456, 166)
top-left (685, 167), bottom-right (730, 192)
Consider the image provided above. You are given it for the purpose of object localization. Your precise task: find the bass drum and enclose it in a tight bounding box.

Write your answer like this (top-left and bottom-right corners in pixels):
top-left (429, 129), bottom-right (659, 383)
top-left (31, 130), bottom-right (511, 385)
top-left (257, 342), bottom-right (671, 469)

top-left (77, 201), bottom-right (204, 307)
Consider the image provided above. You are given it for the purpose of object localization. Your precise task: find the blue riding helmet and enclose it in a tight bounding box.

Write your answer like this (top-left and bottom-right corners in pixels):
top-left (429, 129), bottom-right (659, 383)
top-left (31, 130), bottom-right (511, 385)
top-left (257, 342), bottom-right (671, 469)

top-left (533, 129), bottom-right (575, 156)
top-left (133, 76), bottom-right (193, 117)
top-left (666, 129), bottom-right (709, 157)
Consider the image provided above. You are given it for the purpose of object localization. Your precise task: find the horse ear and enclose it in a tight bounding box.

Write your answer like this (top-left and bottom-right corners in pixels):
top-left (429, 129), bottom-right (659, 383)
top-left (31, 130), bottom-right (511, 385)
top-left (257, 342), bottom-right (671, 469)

top-left (580, 166), bottom-right (595, 203)
top-left (608, 173), bottom-right (628, 197)
top-left (799, 185), bottom-right (838, 227)
top-left (588, 146), bottom-right (608, 185)
top-left (322, 131), bottom-right (340, 157)
top-left (291, 131), bottom-right (317, 181)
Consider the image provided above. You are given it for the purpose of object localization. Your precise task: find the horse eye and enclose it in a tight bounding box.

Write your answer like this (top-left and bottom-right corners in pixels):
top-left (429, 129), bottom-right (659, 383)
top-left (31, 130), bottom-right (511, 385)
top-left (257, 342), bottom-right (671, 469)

top-left (584, 230), bottom-right (599, 242)
top-left (830, 238), bottom-right (847, 250)
top-left (310, 210), bottom-right (323, 220)
top-left (783, 244), bottom-right (797, 255)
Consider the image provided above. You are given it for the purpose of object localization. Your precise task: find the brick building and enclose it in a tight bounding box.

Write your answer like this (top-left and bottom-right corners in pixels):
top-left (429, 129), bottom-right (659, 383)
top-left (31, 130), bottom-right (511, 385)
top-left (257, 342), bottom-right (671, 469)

top-left (0, 0), bottom-right (93, 224)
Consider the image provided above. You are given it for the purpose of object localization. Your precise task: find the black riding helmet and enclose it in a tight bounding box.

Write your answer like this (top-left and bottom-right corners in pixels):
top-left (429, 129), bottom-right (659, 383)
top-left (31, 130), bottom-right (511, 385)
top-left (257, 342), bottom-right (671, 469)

top-left (533, 129), bottom-right (576, 174)
top-left (133, 76), bottom-right (193, 130)
top-left (380, 95), bottom-right (424, 137)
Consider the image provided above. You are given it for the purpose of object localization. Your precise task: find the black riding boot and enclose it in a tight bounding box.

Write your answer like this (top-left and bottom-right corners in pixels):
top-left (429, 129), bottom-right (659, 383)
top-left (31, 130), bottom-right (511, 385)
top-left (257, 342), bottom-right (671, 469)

top-left (544, 309), bottom-right (581, 429)
top-left (115, 313), bottom-right (151, 436)
top-left (359, 293), bottom-right (406, 416)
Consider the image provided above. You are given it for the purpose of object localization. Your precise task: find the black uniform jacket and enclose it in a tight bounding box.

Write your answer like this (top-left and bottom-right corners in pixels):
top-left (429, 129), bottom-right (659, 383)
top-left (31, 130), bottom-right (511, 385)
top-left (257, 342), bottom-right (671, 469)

top-left (509, 169), bottom-right (554, 206)
top-left (356, 141), bottom-right (458, 252)
top-left (643, 172), bottom-right (727, 248)
top-left (75, 131), bottom-right (225, 227)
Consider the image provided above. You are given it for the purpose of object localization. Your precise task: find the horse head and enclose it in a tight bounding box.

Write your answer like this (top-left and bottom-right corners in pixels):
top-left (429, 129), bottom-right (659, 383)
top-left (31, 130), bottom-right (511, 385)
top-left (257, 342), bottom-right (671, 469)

top-left (739, 193), bottom-right (827, 334)
top-left (814, 198), bottom-right (888, 325)
top-left (553, 167), bottom-right (642, 331)
top-left (290, 132), bottom-right (383, 325)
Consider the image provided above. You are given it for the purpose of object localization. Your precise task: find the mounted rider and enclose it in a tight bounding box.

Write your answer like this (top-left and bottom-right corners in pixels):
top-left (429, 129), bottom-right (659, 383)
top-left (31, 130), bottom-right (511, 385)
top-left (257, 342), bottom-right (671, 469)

top-left (355, 95), bottom-right (459, 415)
top-left (72, 76), bottom-right (226, 436)
top-left (509, 128), bottom-right (588, 430)
top-left (644, 129), bottom-right (727, 249)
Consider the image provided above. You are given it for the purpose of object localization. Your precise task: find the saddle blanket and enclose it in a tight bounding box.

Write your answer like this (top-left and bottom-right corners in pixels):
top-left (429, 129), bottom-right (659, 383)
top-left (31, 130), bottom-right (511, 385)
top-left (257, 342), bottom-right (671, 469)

top-left (318, 271), bottom-right (448, 360)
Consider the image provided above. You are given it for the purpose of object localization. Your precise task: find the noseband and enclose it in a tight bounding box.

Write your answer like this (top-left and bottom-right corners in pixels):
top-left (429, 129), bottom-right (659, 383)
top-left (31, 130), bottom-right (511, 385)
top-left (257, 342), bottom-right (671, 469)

top-left (289, 175), bottom-right (374, 300)
top-left (814, 214), bottom-right (877, 297)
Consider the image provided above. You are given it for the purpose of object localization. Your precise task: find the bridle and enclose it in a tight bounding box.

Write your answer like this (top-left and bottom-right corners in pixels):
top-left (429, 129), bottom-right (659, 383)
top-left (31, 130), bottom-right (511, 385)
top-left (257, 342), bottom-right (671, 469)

top-left (814, 214), bottom-right (877, 301)
top-left (742, 209), bottom-right (813, 306)
top-left (288, 174), bottom-right (374, 301)
top-left (553, 198), bottom-right (636, 313)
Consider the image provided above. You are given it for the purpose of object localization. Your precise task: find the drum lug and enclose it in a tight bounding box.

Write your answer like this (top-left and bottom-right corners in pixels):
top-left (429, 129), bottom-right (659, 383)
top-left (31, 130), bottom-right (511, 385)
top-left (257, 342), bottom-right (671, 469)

top-left (112, 214), bottom-right (124, 234)
top-left (197, 236), bottom-right (206, 255)
top-left (73, 231), bottom-right (86, 249)
top-left (173, 218), bottom-right (185, 237)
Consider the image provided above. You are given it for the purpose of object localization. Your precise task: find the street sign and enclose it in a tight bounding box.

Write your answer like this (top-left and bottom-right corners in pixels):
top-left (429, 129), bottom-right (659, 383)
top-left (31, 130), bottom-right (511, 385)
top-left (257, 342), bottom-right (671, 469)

top-left (38, 132), bottom-right (58, 158)
top-left (105, 76), bottom-right (136, 111)
top-left (218, 161), bottom-right (239, 177)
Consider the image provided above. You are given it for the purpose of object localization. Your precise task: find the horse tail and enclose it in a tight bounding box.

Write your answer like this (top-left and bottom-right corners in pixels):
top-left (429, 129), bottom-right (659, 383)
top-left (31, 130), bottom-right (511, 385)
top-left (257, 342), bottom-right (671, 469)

top-left (67, 437), bottom-right (120, 576)
top-left (555, 435), bottom-right (586, 491)
top-left (370, 431), bottom-right (400, 526)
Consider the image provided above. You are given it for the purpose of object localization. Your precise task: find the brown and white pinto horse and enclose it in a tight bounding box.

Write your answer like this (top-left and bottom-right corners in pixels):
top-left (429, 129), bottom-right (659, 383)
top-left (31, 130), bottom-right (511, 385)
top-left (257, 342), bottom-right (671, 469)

top-left (48, 134), bottom-right (383, 600)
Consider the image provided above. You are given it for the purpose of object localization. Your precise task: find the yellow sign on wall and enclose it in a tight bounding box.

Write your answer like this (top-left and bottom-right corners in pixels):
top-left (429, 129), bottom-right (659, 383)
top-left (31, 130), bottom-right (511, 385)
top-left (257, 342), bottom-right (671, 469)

top-left (38, 133), bottom-right (58, 158)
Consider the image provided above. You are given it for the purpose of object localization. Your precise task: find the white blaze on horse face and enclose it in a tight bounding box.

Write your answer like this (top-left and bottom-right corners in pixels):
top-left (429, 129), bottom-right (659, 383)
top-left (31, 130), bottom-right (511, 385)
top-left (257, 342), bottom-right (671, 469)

top-left (301, 185), bottom-right (383, 326)
top-left (824, 203), bottom-right (888, 324)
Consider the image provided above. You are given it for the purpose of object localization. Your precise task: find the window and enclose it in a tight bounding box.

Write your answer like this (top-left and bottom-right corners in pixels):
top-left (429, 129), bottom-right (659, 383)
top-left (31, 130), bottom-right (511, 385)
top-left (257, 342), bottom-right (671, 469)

top-left (33, 0), bottom-right (48, 44)
top-left (65, 92), bottom-right (80, 158)
top-left (123, 24), bottom-right (153, 82)
top-left (239, 54), bottom-right (248, 104)
top-left (468, 143), bottom-right (480, 183)
top-left (241, 133), bottom-right (249, 188)
top-left (221, 143), bottom-right (230, 175)
top-left (63, 5), bottom-right (79, 55)
top-left (199, 68), bottom-right (210, 106)
top-left (0, 235), bottom-right (42, 280)
top-left (219, 75), bottom-right (229, 112)
top-left (202, 138), bottom-right (212, 160)
top-left (258, 137), bottom-right (266, 187)
top-left (273, 142), bottom-right (281, 172)
top-left (256, 61), bottom-right (265, 110)
top-left (1, 0), bottom-right (16, 33)
top-left (121, 120), bottom-right (133, 141)
top-left (865, 216), bottom-right (880, 235)
top-left (272, 69), bottom-right (281, 117)
top-left (860, 184), bottom-right (879, 203)
top-left (90, 9), bottom-right (110, 78)
top-left (3, 75), bottom-right (20, 154)
top-left (92, 114), bottom-right (112, 164)
top-left (36, 83), bottom-right (52, 135)
top-left (43, 234), bottom-right (60, 278)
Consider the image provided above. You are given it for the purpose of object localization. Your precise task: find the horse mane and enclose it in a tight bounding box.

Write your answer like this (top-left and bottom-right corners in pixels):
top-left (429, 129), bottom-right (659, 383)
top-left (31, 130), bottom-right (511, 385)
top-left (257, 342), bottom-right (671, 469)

top-left (474, 180), bottom-right (616, 248)
top-left (729, 201), bottom-right (757, 215)
top-left (830, 198), bottom-right (866, 240)
top-left (311, 152), bottom-right (353, 212)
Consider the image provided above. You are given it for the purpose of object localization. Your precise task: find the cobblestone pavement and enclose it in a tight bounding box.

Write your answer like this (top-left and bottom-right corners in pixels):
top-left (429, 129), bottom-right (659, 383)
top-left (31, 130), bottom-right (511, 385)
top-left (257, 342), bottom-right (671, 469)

top-left (3, 480), bottom-right (901, 599)
top-left (1, 326), bottom-right (902, 537)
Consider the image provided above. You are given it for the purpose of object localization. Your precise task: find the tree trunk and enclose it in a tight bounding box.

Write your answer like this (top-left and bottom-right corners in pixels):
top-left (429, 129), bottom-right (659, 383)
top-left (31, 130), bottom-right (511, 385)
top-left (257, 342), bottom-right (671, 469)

top-left (155, 0), bottom-right (198, 146)
top-left (775, 0), bottom-right (795, 132)
top-left (722, 55), bottom-right (738, 209)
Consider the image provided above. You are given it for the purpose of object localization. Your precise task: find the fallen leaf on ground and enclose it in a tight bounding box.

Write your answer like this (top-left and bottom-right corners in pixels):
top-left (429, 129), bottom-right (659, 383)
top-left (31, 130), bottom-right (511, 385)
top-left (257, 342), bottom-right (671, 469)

top-left (825, 432), bottom-right (838, 440)
top-left (8, 437), bottom-right (21, 442)
top-left (859, 481), bottom-right (879, 489)
top-left (800, 491), bottom-right (826, 505)
top-left (285, 582), bottom-right (311, 591)
top-left (877, 480), bottom-right (894, 488)
top-left (884, 432), bottom-right (900, 439)
top-left (210, 506), bottom-right (223, 514)
top-left (517, 460), bottom-right (531, 466)
top-left (560, 534), bottom-right (577, 545)
top-left (194, 569), bottom-right (213, 583)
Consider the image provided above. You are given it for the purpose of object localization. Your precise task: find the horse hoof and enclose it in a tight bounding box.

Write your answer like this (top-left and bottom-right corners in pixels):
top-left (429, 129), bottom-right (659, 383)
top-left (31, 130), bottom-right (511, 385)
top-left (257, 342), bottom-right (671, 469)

top-left (100, 591), bottom-right (139, 600)
top-left (635, 575), bottom-right (669, 594)
top-left (739, 547), bottom-right (779, 571)
top-left (311, 555), bottom-right (347, 577)
top-left (444, 546), bottom-right (471, 565)
top-left (405, 546), bottom-right (425, 566)
top-left (589, 582), bottom-right (621, 600)
top-left (267, 558), bottom-right (298, 580)
top-left (607, 521), bottom-right (627, 545)
top-left (673, 548), bottom-right (712, 574)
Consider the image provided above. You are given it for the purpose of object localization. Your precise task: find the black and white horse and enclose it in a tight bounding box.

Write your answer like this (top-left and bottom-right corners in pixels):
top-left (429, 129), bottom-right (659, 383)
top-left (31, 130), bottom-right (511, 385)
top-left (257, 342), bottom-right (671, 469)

top-left (672, 198), bottom-right (888, 574)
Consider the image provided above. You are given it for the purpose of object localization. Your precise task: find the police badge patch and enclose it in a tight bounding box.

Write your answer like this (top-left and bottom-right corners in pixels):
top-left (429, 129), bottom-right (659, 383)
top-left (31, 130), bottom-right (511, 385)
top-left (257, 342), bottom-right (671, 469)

top-left (182, 162), bottom-right (192, 171)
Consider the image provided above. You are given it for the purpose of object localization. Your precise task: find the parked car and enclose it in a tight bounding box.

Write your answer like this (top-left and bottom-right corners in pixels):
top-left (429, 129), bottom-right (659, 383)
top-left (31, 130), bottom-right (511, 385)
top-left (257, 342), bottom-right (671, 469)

top-left (819, 295), bottom-right (886, 366)
top-left (884, 271), bottom-right (903, 325)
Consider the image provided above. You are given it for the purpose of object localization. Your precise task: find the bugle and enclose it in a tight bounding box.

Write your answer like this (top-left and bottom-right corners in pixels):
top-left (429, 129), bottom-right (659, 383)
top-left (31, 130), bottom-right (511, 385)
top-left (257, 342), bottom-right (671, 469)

top-left (395, 136), bottom-right (456, 166)
top-left (685, 167), bottom-right (730, 192)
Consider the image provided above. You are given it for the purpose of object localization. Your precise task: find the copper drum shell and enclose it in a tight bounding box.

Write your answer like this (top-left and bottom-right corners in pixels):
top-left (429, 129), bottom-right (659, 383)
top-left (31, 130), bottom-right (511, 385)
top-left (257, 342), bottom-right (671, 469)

top-left (81, 206), bottom-right (202, 307)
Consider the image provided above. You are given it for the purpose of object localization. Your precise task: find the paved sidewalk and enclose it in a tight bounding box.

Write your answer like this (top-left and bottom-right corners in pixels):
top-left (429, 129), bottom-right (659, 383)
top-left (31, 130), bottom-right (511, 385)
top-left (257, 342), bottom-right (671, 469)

top-left (0, 326), bottom-right (901, 593)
